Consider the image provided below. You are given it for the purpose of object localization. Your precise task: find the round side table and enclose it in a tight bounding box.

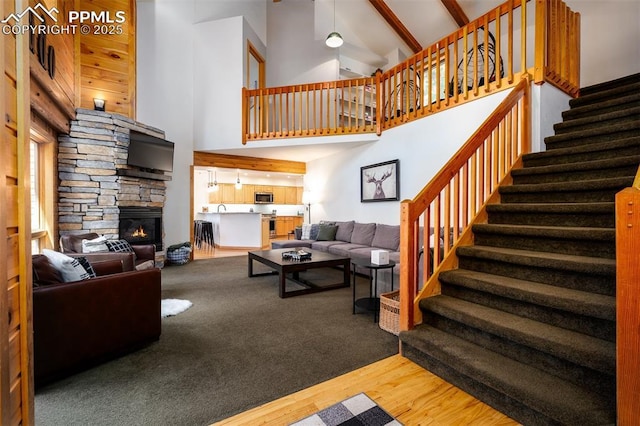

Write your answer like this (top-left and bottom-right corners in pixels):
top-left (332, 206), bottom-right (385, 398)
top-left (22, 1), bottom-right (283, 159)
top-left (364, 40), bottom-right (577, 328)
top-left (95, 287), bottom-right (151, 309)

top-left (351, 258), bottom-right (396, 323)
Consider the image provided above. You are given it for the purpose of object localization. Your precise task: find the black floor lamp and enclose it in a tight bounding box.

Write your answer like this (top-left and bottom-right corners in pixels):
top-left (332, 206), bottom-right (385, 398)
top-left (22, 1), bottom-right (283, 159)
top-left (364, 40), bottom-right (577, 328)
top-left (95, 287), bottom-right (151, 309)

top-left (302, 191), bottom-right (313, 224)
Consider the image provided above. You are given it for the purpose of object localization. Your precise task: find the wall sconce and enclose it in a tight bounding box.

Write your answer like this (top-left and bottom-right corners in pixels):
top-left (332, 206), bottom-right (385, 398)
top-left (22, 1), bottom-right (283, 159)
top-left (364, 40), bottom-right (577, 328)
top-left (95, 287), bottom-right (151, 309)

top-left (93, 98), bottom-right (106, 111)
top-left (235, 171), bottom-right (243, 189)
top-left (207, 170), bottom-right (218, 192)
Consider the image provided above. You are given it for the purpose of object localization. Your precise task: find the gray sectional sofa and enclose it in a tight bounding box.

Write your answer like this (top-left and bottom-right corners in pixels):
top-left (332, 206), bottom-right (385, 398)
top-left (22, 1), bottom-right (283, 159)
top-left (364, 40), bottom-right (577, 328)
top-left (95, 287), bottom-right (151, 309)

top-left (271, 220), bottom-right (402, 295)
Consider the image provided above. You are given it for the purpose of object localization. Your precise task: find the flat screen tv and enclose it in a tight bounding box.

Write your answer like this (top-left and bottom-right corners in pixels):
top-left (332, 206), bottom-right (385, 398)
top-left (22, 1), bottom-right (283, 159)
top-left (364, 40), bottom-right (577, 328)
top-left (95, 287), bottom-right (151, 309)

top-left (127, 130), bottom-right (175, 173)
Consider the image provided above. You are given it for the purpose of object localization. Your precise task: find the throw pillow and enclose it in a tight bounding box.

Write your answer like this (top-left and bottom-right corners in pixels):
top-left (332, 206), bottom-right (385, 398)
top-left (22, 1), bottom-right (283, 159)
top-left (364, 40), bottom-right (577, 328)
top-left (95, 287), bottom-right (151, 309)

top-left (309, 224), bottom-right (320, 240)
top-left (75, 256), bottom-right (97, 278)
top-left (106, 239), bottom-right (134, 253)
top-left (41, 249), bottom-right (91, 282)
top-left (81, 236), bottom-right (109, 253)
top-left (316, 224), bottom-right (338, 241)
top-left (301, 224), bottom-right (313, 240)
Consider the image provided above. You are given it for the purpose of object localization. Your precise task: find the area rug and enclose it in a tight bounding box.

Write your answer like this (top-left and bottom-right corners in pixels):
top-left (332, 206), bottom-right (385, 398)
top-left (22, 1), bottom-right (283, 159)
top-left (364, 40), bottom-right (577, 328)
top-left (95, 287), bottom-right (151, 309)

top-left (290, 393), bottom-right (402, 426)
top-left (161, 299), bottom-right (193, 318)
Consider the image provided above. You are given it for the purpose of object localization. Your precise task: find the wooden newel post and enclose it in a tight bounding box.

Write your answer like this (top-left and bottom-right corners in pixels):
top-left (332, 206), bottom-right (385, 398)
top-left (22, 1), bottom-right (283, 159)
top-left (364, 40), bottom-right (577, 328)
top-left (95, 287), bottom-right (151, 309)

top-left (615, 187), bottom-right (640, 425)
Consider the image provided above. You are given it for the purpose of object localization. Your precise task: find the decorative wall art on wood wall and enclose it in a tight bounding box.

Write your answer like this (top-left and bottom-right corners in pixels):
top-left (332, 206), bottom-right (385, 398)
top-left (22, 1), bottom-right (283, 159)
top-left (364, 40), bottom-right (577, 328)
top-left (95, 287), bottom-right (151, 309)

top-left (360, 159), bottom-right (399, 202)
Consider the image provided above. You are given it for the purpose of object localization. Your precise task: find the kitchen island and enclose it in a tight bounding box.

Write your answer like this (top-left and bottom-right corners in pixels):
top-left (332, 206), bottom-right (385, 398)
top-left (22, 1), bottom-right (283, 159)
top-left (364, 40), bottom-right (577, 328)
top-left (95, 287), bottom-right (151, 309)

top-left (196, 212), bottom-right (262, 248)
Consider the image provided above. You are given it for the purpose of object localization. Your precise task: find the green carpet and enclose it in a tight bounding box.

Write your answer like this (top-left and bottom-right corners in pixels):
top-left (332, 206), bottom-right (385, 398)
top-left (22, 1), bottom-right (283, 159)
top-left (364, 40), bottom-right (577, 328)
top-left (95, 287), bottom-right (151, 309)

top-left (35, 256), bottom-right (398, 426)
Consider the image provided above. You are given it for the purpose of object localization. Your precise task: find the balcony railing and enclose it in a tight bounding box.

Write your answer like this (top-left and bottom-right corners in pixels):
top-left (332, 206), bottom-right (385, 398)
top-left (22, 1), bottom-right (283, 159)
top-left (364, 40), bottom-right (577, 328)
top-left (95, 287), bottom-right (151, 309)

top-left (242, 0), bottom-right (579, 143)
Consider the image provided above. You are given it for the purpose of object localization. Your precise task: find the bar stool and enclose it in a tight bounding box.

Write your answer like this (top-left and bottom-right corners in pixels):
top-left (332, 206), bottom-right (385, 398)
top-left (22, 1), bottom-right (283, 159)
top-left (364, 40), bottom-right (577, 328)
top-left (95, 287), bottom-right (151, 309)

top-left (200, 221), bottom-right (214, 247)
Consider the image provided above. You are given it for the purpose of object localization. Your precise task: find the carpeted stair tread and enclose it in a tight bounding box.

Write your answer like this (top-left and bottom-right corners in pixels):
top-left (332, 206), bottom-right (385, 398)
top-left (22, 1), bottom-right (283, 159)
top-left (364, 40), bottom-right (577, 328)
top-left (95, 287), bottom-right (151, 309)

top-left (400, 325), bottom-right (615, 425)
top-left (563, 92), bottom-right (640, 121)
top-left (577, 73), bottom-right (640, 96)
top-left (438, 269), bottom-right (615, 320)
top-left (456, 245), bottom-right (615, 275)
top-left (486, 201), bottom-right (613, 216)
top-left (512, 154), bottom-right (640, 178)
top-left (570, 79), bottom-right (640, 107)
top-left (522, 135), bottom-right (640, 167)
top-left (472, 223), bottom-right (614, 241)
top-left (554, 105), bottom-right (640, 134)
top-left (420, 295), bottom-right (615, 374)
top-left (499, 175), bottom-right (633, 194)
top-left (544, 120), bottom-right (640, 149)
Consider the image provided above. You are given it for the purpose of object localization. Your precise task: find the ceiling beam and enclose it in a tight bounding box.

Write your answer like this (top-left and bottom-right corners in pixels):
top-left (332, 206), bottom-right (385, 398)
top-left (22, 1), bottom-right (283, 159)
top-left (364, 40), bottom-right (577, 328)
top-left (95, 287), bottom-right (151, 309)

top-left (368, 0), bottom-right (422, 54)
top-left (193, 152), bottom-right (306, 175)
top-left (440, 0), bottom-right (469, 27)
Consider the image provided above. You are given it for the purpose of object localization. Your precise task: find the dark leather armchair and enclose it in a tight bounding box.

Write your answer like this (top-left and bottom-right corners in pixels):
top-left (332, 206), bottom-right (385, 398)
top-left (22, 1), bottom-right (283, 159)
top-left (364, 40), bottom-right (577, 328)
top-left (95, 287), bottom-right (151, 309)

top-left (59, 232), bottom-right (155, 269)
top-left (32, 253), bottom-right (161, 386)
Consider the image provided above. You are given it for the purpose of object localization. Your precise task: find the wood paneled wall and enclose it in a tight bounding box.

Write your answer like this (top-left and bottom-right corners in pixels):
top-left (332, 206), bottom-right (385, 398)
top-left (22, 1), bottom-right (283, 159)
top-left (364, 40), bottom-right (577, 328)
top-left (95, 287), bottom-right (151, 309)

top-left (75, 0), bottom-right (136, 118)
top-left (1, 0), bottom-right (34, 423)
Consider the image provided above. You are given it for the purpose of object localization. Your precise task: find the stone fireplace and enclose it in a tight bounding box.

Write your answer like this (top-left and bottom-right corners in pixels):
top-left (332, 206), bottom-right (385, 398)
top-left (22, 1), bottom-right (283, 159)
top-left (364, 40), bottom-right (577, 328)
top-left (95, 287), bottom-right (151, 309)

top-left (57, 109), bottom-right (171, 260)
top-left (119, 207), bottom-right (164, 251)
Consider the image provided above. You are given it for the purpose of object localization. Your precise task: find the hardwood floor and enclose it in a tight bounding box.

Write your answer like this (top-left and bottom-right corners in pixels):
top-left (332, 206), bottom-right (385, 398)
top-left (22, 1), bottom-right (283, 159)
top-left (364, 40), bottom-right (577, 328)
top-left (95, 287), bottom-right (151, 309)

top-left (213, 355), bottom-right (519, 425)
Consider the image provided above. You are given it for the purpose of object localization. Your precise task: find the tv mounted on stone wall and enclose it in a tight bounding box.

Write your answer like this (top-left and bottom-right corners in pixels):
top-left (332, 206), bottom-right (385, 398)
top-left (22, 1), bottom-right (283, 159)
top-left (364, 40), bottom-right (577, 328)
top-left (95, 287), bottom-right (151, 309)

top-left (127, 130), bottom-right (175, 173)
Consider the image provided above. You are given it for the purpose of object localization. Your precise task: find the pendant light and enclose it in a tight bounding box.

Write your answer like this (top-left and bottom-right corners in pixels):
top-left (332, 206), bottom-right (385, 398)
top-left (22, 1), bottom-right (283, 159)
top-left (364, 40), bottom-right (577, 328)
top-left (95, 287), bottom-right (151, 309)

top-left (207, 170), bottom-right (218, 192)
top-left (326, 0), bottom-right (343, 48)
top-left (235, 171), bottom-right (243, 189)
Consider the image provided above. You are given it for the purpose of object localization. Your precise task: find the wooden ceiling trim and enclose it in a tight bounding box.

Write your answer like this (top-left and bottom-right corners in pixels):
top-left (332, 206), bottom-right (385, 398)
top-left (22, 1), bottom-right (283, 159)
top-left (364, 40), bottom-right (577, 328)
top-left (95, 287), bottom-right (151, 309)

top-left (440, 0), bottom-right (469, 27)
top-left (368, 0), bottom-right (422, 54)
top-left (193, 152), bottom-right (306, 175)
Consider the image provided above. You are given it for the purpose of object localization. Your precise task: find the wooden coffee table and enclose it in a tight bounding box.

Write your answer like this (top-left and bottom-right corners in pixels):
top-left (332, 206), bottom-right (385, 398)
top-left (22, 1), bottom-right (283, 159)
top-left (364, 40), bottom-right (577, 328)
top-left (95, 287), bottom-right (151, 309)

top-left (248, 248), bottom-right (350, 298)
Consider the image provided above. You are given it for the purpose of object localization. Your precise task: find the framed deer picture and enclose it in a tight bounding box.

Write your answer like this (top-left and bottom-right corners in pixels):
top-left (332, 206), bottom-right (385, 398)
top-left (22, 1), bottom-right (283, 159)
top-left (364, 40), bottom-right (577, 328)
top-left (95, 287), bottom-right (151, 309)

top-left (360, 159), bottom-right (399, 202)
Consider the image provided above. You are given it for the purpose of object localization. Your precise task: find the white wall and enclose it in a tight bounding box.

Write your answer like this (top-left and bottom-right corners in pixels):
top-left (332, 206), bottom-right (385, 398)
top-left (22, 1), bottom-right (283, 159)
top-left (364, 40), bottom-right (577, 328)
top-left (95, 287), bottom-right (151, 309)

top-left (305, 91), bottom-right (509, 225)
top-left (137, 0), bottom-right (195, 247)
top-left (531, 84), bottom-right (571, 153)
top-left (266, 0), bottom-right (338, 85)
top-left (566, 0), bottom-right (640, 86)
top-left (193, 17), bottom-right (244, 151)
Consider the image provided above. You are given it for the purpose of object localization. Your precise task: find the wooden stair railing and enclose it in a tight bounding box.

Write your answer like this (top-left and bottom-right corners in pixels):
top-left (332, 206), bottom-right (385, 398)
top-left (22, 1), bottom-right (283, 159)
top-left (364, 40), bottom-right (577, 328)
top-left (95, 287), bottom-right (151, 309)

top-left (242, 0), bottom-right (579, 143)
top-left (399, 76), bottom-right (531, 331)
top-left (615, 164), bottom-right (640, 425)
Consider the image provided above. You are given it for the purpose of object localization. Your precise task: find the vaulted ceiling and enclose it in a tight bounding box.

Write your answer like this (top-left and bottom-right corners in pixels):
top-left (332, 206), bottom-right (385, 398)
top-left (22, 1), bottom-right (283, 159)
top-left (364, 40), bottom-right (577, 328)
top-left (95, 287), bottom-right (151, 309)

top-left (307, 0), bottom-right (505, 67)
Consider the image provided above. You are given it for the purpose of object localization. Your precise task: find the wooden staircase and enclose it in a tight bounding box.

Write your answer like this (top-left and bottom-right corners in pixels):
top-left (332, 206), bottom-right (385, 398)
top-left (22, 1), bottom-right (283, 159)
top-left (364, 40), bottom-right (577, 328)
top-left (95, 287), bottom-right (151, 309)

top-left (399, 73), bottom-right (640, 425)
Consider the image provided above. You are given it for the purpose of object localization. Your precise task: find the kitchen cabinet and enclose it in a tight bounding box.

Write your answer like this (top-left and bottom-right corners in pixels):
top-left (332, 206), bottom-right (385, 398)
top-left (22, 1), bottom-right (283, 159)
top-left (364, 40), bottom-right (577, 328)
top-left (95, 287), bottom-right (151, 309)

top-left (208, 186), bottom-right (222, 204)
top-left (296, 187), bottom-right (304, 205)
top-left (261, 217), bottom-right (270, 248)
top-left (274, 216), bottom-right (303, 237)
top-left (285, 187), bottom-right (297, 204)
top-left (242, 184), bottom-right (255, 204)
top-left (254, 185), bottom-right (273, 194)
top-left (221, 184), bottom-right (237, 203)
top-left (273, 186), bottom-right (286, 204)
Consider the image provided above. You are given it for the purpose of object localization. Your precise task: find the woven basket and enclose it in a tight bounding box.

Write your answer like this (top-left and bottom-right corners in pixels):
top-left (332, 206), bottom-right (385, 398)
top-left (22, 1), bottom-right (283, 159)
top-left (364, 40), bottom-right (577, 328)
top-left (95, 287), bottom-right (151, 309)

top-left (379, 290), bottom-right (400, 335)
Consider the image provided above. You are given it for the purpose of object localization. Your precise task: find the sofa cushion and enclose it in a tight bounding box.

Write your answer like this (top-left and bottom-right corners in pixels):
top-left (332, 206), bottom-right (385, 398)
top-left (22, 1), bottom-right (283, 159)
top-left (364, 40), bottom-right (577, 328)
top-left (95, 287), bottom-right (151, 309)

top-left (316, 224), bottom-right (338, 241)
top-left (371, 224), bottom-right (400, 251)
top-left (32, 254), bottom-right (63, 286)
top-left (42, 249), bottom-right (91, 282)
top-left (272, 240), bottom-right (313, 249)
top-left (310, 241), bottom-right (346, 252)
top-left (328, 243), bottom-right (369, 258)
top-left (350, 222), bottom-right (376, 246)
top-left (335, 221), bottom-right (355, 242)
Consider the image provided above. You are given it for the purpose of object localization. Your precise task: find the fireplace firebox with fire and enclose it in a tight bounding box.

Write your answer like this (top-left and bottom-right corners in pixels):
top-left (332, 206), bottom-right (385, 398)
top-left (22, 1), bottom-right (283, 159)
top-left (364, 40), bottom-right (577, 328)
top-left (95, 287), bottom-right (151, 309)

top-left (119, 207), bottom-right (163, 251)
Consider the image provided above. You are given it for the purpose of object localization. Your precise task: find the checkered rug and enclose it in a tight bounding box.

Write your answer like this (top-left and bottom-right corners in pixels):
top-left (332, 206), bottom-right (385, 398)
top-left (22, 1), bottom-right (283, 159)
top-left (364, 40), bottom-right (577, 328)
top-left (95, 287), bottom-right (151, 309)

top-left (290, 393), bottom-right (402, 426)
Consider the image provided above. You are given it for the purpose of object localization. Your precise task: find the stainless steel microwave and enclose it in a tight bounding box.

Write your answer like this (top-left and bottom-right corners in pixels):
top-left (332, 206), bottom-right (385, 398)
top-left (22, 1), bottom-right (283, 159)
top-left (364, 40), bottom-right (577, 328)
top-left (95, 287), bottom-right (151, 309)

top-left (255, 192), bottom-right (273, 204)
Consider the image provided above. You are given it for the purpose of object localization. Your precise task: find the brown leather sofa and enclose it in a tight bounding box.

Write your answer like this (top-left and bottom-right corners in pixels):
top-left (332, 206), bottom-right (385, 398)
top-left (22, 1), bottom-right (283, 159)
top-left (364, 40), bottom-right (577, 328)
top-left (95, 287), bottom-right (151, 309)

top-left (32, 253), bottom-right (161, 387)
top-left (59, 232), bottom-right (156, 269)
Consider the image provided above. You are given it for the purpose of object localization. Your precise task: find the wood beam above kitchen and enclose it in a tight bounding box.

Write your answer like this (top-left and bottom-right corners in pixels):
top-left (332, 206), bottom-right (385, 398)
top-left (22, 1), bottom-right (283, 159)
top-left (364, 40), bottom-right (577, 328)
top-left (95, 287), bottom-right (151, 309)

top-left (193, 152), bottom-right (306, 175)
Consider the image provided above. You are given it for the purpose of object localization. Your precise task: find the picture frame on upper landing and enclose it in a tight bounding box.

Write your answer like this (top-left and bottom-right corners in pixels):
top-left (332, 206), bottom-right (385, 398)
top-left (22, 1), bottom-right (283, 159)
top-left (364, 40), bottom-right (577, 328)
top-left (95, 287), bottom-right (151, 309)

top-left (360, 159), bottom-right (400, 202)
